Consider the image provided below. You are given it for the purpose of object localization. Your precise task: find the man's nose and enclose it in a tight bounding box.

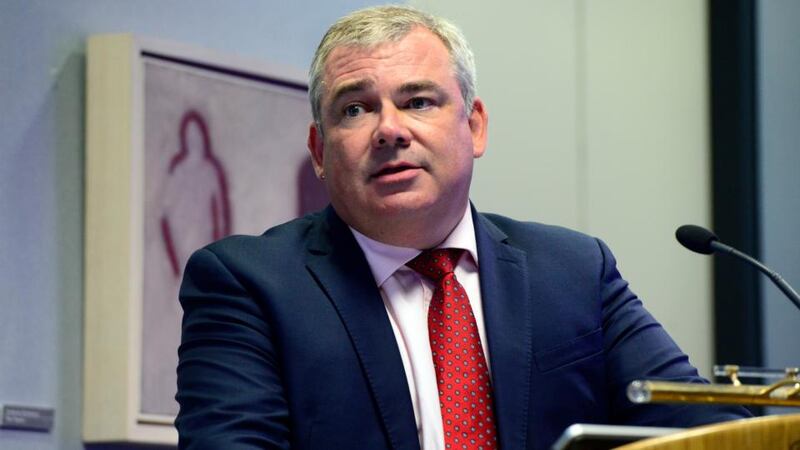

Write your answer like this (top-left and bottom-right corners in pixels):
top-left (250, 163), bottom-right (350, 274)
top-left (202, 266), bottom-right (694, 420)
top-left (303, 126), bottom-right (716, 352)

top-left (372, 105), bottom-right (412, 148)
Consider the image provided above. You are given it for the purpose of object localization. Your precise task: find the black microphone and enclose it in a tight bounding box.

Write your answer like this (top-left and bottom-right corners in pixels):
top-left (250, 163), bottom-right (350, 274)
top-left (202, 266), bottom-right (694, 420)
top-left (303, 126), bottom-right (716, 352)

top-left (675, 224), bottom-right (800, 311)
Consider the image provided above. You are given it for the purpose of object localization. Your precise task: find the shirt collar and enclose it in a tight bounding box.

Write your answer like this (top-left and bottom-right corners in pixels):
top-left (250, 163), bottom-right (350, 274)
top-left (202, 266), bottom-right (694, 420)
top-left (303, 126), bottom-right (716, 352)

top-left (350, 203), bottom-right (478, 287)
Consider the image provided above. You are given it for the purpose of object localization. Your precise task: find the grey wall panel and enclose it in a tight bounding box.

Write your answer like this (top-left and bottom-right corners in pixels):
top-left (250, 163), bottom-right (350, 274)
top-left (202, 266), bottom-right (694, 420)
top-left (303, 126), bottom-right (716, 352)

top-left (758, 0), bottom-right (800, 372)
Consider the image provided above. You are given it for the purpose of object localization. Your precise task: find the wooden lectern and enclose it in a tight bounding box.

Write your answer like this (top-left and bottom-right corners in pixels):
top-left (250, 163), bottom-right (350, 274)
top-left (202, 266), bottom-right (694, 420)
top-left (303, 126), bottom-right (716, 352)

top-left (614, 413), bottom-right (800, 450)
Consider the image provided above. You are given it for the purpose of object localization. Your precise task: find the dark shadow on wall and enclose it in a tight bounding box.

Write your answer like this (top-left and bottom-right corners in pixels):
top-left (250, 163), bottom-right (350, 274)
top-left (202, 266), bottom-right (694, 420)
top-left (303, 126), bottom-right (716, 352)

top-left (297, 155), bottom-right (329, 216)
top-left (709, 0), bottom-right (762, 416)
top-left (56, 48), bottom-right (86, 450)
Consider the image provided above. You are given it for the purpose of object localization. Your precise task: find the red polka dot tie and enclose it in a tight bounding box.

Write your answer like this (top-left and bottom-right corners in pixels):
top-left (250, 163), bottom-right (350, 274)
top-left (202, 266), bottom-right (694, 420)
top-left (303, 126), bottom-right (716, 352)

top-left (407, 248), bottom-right (498, 450)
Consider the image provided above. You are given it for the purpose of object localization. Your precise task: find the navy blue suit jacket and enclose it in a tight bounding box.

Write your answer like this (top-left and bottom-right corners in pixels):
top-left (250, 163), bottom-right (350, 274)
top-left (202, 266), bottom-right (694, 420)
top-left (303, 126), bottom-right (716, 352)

top-left (175, 206), bottom-right (748, 449)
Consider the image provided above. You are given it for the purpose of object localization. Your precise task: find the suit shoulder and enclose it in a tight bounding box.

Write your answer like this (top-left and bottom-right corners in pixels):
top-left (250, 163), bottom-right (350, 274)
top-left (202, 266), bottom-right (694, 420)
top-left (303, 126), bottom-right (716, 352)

top-left (480, 212), bottom-right (598, 248)
top-left (200, 211), bottom-right (322, 263)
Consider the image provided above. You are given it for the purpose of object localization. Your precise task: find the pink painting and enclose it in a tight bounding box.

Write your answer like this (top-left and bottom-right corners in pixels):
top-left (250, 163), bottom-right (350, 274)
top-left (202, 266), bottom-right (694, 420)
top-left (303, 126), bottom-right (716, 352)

top-left (141, 55), bottom-right (326, 416)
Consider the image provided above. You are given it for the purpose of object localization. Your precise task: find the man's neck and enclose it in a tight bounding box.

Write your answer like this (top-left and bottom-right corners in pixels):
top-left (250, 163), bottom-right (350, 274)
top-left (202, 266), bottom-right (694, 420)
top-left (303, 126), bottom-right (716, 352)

top-left (349, 202), bottom-right (478, 288)
top-left (343, 202), bottom-right (471, 249)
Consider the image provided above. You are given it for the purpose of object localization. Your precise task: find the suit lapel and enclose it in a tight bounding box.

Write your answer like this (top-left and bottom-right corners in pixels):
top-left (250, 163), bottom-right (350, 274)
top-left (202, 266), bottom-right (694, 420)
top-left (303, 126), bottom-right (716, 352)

top-left (305, 208), bottom-right (419, 450)
top-left (474, 211), bottom-right (533, 449)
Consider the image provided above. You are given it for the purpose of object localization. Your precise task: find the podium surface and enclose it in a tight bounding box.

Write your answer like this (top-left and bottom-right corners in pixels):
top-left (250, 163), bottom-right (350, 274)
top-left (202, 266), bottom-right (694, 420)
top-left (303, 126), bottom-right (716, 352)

top-left (614, 413), bottom-right (800, 450)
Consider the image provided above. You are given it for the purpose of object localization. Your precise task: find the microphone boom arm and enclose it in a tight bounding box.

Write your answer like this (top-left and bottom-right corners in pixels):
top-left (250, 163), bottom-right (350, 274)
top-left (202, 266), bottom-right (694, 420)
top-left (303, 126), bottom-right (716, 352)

top-left (710, 240), bottom-right (800, 311)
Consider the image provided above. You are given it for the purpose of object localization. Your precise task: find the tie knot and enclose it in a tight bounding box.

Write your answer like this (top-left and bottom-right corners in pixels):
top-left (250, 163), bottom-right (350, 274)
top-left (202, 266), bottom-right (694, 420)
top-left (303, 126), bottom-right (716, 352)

top-left (406, 248), bottom-right (464, 281)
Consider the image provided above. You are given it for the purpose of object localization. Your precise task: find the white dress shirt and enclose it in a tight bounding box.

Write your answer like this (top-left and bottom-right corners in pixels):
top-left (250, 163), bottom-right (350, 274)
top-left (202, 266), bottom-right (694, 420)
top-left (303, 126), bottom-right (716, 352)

top-left (350, 204), bottom-right (490, 450)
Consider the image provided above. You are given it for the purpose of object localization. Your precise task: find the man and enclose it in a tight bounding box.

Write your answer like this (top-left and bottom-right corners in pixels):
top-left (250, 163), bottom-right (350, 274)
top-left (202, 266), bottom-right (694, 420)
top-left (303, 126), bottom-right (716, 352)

top-left (175, 6), bottom-right (749, 450)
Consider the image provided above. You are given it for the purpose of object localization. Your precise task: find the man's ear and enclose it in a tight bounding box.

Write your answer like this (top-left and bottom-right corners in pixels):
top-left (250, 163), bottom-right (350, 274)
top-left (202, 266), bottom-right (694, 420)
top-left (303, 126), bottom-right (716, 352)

top-left (468, 98), bottom-right (488, 158)
top-left (307, 122), bottom-right (325, 179)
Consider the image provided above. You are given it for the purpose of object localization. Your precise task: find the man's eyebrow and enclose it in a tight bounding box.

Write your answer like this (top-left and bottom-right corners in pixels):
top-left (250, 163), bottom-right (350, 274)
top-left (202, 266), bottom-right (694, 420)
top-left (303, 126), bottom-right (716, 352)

top-left (328, 80), bottom-right (373, 107)
top-left (397, 80), bottom-right (444, 95)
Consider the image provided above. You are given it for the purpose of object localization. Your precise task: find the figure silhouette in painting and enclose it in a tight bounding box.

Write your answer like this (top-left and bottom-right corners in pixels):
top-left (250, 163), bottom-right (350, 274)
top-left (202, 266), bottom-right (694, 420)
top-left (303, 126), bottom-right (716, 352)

top-left (160, 110), bottom-right (232, 278)
top-left (297, 156), bottom-right (329, 217)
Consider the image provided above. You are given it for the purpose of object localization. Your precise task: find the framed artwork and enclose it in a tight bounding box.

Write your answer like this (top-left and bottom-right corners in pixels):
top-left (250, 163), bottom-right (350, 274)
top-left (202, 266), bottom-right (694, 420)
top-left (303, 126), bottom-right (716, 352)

top-left (84, 34), bottom-right (325, 444)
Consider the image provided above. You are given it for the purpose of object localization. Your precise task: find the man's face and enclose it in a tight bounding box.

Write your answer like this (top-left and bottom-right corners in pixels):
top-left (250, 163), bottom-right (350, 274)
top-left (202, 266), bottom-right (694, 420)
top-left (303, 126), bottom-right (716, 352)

top-left (308, 27), bottom-right (488, 244)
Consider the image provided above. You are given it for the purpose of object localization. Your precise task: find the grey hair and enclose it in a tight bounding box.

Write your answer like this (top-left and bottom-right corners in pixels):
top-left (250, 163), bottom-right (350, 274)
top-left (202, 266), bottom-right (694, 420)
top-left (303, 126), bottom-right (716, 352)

top-left (308, 5), bottom-right (477, 129)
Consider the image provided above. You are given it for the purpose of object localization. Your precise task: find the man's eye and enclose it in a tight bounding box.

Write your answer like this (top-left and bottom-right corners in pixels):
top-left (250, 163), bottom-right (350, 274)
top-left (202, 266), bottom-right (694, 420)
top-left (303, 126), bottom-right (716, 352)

top-left (344, 104), bottom-right (365, 118)
top-left (408, 97), bottom-right (432, 109)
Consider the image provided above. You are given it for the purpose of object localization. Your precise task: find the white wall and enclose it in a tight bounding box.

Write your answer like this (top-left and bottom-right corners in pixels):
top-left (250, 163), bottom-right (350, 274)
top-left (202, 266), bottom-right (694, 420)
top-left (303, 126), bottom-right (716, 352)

top-left (411, 0), bottom-right (715, 375)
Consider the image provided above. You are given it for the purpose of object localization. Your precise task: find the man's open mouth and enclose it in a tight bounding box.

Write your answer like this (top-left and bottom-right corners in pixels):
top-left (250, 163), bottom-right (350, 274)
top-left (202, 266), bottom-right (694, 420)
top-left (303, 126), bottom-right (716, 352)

top-left (372, 164), bottom-right (419, 178)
